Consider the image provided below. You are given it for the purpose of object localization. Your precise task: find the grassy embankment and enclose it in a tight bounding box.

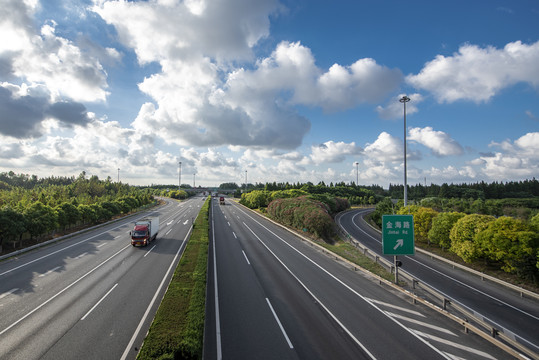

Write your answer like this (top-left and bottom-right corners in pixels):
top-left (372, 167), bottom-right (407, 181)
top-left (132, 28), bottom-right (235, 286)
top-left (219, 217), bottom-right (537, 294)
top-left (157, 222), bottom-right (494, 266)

top-left (137, 197), bottom-right (209, 360)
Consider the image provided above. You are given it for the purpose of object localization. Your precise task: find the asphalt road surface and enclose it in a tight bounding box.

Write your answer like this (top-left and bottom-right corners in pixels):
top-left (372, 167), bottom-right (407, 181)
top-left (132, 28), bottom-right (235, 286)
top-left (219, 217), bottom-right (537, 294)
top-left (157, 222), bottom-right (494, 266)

top-left (337, 208), bottom-right (539, 356)
top-left (204, 198), bottom-right (513, 360)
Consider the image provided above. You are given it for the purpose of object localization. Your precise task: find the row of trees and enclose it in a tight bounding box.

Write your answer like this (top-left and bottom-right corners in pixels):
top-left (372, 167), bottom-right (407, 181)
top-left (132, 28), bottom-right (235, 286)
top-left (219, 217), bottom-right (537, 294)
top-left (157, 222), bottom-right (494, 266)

top-left (372, 199), bottom-right (539, 283)
top-left (388, 179), bottom-right (539, 200)
top-left (0, 172), bottom-right (156, 253)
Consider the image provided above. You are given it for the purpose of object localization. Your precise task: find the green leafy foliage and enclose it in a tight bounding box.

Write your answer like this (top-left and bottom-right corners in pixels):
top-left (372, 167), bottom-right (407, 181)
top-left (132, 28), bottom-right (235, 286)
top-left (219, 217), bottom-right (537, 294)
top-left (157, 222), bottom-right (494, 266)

top-left (449, 214), bottom-right (495, 262)
top-left (397, 206), bottom-right (438, 244)
top-left (428, 212), bottom-right (466, 249)
top-left (267, 197), bottom-right (335, 239)
top-left (475, 217), bottom-right (539, 281)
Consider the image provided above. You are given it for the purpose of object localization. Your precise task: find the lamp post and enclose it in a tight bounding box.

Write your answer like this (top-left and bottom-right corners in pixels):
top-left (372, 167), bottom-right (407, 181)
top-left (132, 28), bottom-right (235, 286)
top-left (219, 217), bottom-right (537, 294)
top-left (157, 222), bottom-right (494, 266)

top-left (245, 170), bottom-right (247, 190)
top-left (399, 95), bottom-right (410, 207)
top-left (179, 161), bottom-right (182, 190)
top-left (117, 168), bottom-right (120, 183)
top-left (355, 162), bottom-right (359, 186)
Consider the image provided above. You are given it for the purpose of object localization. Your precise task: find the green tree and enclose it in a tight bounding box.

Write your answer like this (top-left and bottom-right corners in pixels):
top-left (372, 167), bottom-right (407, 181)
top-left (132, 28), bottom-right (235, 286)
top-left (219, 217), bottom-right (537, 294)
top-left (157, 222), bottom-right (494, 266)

top-left (24, 202), bottom-right (57, 239)
top-left (476, 217), bottom-right (539, 281)
top-left (371, 197), bottom-right (395, 227)
top-left (0, 207), bottom-right (26, 251)
top-left (55, 202), bottom-right (80, 230)
top-left (428, 212), bottom-right (466, 250)
top-left (449, 214), bottom-right (495, 262)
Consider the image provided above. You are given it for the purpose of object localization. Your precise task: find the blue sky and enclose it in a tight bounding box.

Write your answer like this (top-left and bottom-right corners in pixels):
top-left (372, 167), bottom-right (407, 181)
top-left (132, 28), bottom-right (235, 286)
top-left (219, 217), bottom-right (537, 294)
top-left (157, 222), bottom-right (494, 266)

top-left (1, 0), bottom-right (538, 187)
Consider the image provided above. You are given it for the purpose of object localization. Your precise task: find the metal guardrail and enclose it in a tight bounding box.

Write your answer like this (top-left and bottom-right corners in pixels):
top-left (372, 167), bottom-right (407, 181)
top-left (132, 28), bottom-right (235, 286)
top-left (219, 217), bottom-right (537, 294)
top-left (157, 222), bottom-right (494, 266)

top-left (334, 214), bottom-right (539, 360)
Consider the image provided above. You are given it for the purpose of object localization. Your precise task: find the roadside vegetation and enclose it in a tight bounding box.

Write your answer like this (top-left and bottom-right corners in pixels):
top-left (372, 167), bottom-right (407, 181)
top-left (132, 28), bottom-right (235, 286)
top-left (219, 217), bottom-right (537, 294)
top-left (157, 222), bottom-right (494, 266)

top-left (137, 197), bottom-right (209, 360)
top-left (0, 171), bottom-right (156, 254)
top-left (240, 189), bottom-right (350, 240)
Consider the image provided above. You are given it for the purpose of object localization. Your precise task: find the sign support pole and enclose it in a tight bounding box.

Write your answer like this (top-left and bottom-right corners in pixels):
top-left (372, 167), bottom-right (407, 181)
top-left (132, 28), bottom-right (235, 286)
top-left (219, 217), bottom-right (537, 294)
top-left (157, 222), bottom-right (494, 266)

top-left (394, 256), bottom-right (399, 284)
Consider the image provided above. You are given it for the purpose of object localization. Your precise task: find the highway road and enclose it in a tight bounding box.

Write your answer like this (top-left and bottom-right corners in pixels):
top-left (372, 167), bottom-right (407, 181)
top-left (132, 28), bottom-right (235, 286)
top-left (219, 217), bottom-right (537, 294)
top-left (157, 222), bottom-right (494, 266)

top-left (205, 197), bottom-right (512, 360)
top-left (337, 208), bottom-right (539, 356)
top-left (0, 196), bottom-right (204, 360)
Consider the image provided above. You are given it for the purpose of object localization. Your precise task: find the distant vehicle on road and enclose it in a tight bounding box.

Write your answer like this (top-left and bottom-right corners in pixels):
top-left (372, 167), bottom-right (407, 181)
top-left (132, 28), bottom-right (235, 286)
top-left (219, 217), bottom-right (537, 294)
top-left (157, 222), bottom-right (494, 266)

top-left (219, 196), bottom-right (225, 205)
top-left (130, 217), bottom-right (159, 246)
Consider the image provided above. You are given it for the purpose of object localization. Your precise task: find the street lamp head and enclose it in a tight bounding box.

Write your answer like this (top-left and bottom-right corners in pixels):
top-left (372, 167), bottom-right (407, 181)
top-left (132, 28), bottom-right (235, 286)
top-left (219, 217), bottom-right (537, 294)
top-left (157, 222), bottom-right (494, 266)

top-left (399, 95), bottom-right (410, 103)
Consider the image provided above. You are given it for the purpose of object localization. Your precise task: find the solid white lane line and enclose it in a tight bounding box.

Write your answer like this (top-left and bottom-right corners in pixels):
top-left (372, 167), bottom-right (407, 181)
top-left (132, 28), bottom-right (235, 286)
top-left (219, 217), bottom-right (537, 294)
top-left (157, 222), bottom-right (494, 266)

top-left (0, 288), bottom-right (18, 300)
top-left (81, 283), bottom-right (118, 320)
top-left (38, 266), bottom-right (61, 278)
top-left (240, 211), bottom-right (451, 360)
top-left (120, 226), bottom-right (192, 360)
top-left (366, 298), bottom-right (425, 317)
top-left (413, 330), bottom-right (497, 360)
top-left (266, 298), bottom-right (293, 349)
top-left (0, 244), bottom-right (131, 337)
top-left (243, 222), bottom-right (377, 359)
top-left (242, 250), bottom-right (251, 265)
top-left (385, 312), bottom-right (457, 336)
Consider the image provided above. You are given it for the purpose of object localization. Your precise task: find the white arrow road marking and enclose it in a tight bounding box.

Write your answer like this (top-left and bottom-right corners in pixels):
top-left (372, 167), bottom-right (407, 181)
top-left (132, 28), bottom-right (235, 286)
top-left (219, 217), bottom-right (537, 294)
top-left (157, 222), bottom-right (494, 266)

top-left (183, 220), bottom-right (189, 225)
top-left (393, 239), bottom-right (404, 250)
top-left (167, 221), bottom-right (174, 226)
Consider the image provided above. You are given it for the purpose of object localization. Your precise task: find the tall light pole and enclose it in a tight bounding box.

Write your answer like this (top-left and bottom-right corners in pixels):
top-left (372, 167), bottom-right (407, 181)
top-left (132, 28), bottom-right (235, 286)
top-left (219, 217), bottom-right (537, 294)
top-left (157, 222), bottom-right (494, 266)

top-left (245, 170), bottom-right (247, 190)
top-left (193, 173), bottom-right (195, 188)
top-left (400, 95), bottom-right (410, 207)
top-left (117, 168), bottom-right (120, 183)
top-left (179, 161), bottom-right (182, 190)
top-left (355, 161), bottom-right (359, 186)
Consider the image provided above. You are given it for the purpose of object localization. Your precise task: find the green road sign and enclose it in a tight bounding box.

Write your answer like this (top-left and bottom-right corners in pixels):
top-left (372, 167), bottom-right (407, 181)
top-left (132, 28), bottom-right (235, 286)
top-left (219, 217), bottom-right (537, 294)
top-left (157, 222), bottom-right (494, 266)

top-left (382, 215), bottom-right (415, 255)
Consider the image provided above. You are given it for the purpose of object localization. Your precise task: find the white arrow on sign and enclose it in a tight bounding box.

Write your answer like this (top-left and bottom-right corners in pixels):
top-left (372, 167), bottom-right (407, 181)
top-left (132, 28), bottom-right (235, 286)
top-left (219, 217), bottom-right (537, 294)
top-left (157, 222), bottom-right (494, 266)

top-left (393, 239), bottom-right (404, 250)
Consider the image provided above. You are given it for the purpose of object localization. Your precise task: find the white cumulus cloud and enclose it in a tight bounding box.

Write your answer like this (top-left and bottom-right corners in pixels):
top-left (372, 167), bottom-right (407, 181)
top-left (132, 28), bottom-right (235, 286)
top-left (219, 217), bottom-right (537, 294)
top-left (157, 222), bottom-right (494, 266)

top-left (407, 40), bottom-right (539, 103)
top-left (408, 126), bottom-right (463, 156)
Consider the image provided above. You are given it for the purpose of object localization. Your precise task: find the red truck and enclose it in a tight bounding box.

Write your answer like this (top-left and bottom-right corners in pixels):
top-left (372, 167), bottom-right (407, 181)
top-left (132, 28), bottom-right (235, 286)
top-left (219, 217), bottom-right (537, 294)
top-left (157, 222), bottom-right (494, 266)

top-left (219, 196), bottom-right (225, 205)
top-left (130, 217), bottom-right (159, 246)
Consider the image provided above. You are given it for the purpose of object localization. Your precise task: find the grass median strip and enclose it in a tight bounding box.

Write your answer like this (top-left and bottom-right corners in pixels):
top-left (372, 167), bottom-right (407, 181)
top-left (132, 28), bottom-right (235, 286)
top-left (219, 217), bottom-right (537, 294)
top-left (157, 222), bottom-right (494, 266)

top-left (137, 198), bottom-right (209, 360)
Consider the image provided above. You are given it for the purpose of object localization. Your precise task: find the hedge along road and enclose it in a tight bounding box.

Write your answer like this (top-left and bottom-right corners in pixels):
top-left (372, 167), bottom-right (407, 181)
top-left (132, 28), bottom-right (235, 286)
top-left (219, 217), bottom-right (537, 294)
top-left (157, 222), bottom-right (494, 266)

top-left (0, 196), bottom-right (204, 360)
top-left (337, 208), bottom-right (539, 355)
top-left (204, 198), bottom-right (511, 360)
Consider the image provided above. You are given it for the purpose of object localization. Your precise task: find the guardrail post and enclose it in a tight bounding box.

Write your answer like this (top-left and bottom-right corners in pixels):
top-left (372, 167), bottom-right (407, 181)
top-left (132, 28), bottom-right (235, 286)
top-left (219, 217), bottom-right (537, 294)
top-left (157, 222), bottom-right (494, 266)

top-left (375, 256), bottom-right (379, 264)
top-left (443, 298), bottom-right (450, 310)
top-left (491, 328), bottom-right (498, 338)
top-left (464, 319), bottom-right (469, 334)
